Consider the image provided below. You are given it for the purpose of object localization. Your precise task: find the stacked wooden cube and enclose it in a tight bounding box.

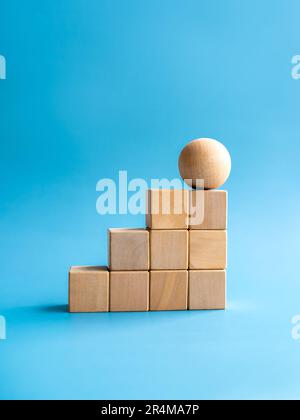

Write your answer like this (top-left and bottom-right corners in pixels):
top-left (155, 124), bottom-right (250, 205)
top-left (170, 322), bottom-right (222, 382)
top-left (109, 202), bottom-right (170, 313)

top-left (188, 189), bottom-right (227, 310)
top-left (69, 189), bottom-right (227, 313)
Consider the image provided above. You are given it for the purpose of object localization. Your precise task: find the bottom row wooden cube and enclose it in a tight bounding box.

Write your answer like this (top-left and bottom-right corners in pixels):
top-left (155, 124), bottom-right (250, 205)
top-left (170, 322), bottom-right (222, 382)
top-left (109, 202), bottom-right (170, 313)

top-left (150, 270), bottom-right (188, 311)
top-left (69, 266), bottom-right (109, 313)
top-left (110, 271), bottom-right (149, 312)
top-left (189, 270), bottom-right (226, 310)
top-left (69, 267), bottom-right (226, 312)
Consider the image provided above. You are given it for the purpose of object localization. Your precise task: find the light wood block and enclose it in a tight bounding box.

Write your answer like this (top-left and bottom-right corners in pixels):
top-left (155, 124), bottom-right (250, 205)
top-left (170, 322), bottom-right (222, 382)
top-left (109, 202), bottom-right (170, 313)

top-left (110, 271), bottom-right (149, 312)
top-left (108, 228), bottom-right (149, 271)
top-left (150, 230), bottom-right (188, 270)
top-left (189, 230), bottom-right (227, 269)
top-left (150, 270), bottom-right (188, 311)
top-left (189, 190), bottom-right (227, 230)
top-left (146, 189), bottom-right (189, 229)
top-left (189, 270), bottom-right (226, 310)
top-left (69, 266), bottom-right (109, 313)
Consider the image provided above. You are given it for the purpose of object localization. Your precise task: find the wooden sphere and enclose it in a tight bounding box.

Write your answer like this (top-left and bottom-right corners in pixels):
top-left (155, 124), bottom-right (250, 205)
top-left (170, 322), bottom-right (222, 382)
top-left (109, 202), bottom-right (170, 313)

top-left (178, 138), bottom-right (231, 189)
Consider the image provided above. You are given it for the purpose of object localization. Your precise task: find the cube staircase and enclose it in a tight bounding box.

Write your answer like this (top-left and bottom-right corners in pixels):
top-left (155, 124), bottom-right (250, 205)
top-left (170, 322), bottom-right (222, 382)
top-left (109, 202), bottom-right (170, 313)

top-left (69, 189), bottom-right (227, 312)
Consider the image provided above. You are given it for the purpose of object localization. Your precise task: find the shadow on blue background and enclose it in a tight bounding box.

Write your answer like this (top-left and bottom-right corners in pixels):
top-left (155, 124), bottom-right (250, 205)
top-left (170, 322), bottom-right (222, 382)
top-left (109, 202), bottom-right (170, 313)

top-left (1, 0), bottom-right (300, 399)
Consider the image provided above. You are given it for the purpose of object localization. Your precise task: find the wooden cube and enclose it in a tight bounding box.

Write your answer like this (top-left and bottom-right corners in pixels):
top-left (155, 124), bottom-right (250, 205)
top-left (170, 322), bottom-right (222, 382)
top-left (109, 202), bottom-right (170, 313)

top-left (189, 190), bottom-right (227, 230)
top-left (150, 230), bottom-right (188, 270)
top-left (150, 270), bottom-right (188, 311)
top-left (189, 230), bottom-right (227, 269)
top-left (189, 270), bottom-right (226, 310)
top-left (108, 228), bottom-right (149, 271)
top-left (146, 189), bottom-right (189, 229)
top-left (69, 266), bottom-right (109, 313)
top-left (110, 271), bottom-right (149, 312)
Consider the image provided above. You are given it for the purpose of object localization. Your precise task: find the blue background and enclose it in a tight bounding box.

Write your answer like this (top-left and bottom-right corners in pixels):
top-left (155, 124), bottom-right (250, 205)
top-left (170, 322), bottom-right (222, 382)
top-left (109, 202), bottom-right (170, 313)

top-left (1, 0), bottom-right (300, 400)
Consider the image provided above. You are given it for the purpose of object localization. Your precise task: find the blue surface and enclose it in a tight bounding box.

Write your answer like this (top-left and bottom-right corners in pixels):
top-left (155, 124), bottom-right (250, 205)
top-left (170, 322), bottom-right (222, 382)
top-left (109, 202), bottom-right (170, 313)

top-left (1, 0), bottom-right (300, 400)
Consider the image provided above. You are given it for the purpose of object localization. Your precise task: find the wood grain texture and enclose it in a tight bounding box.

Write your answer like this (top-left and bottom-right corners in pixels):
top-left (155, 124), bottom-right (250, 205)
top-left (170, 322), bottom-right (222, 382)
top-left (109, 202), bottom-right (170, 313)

top-left (146, 189), bottom-right (189, 229)
top-left (110, 271), bottom-right (149, 312)
top-left (189, 230), bottom-right (227, 269)
top-left (109, 228), bottom-right (149, 271)
top-left (189, 190), bottom-right (227, 230)
top-left (189, 270), bottom-right (226, 310)
top-left (178, 138), bottom-right (231, 190)
top-left (150, 230), bottom-right (188, 270)
top-left (150, 270), bottom-right (188, 311)
top-left (69, 266), bottom-right (109, 313)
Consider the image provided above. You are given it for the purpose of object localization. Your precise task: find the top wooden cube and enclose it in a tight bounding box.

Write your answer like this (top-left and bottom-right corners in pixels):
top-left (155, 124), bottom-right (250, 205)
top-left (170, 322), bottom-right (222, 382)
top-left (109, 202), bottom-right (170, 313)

top-left (108, 228), bottom-right (149, 271)
top-left (146, 189), bottom-right (189, 229)
top-left (189, 190), bottom-right (227, 230)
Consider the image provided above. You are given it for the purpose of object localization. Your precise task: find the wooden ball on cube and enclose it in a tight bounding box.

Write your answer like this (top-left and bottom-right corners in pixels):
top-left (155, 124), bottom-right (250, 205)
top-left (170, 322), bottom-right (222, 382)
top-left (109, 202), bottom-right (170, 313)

top-left (178, 138), bottom-right (231, 190)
